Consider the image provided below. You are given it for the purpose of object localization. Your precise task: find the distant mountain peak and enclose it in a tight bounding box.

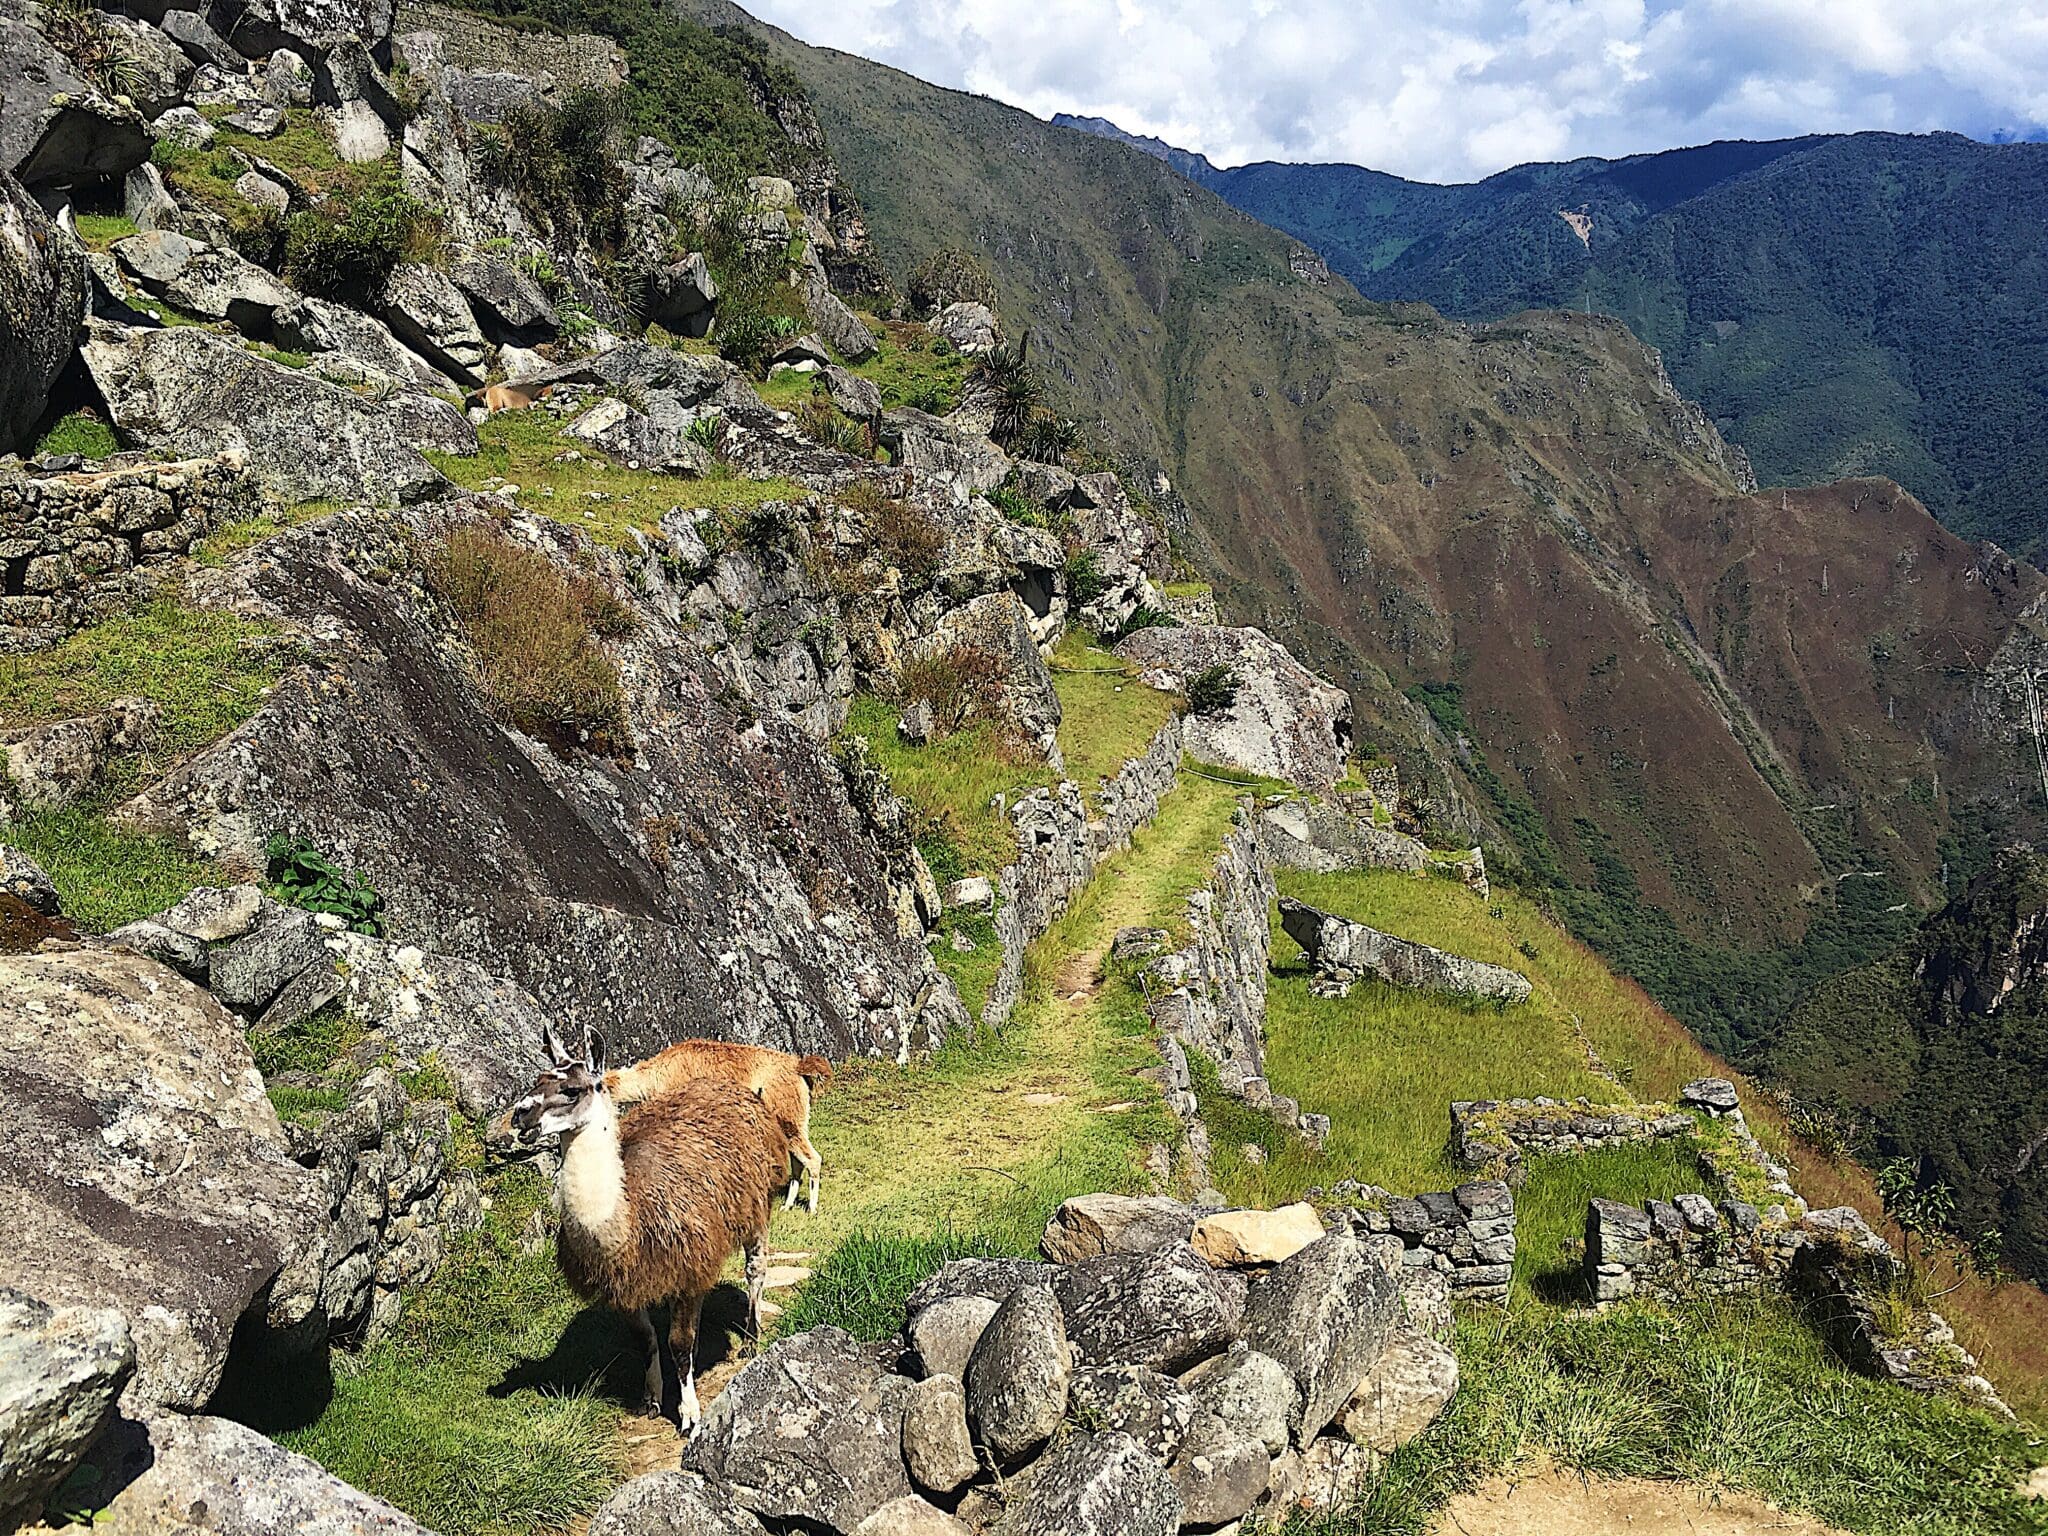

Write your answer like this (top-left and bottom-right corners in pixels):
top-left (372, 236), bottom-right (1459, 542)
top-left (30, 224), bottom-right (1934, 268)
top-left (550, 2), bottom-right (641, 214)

top-left (1052, 112), bottom-right (1218, 183)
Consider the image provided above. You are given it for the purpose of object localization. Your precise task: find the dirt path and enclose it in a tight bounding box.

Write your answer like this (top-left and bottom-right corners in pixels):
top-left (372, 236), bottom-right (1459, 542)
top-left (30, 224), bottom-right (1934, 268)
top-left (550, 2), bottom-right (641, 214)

top-left (1435, 1468), bottom-right (1847, 1536)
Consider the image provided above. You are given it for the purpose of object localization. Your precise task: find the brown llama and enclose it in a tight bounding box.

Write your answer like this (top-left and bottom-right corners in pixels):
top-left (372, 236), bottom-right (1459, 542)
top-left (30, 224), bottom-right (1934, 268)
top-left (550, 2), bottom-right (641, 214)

top-left (475, 380), bottom-right (553, 414)
top-left (605, 1038), bottom-right (832, 1215)
top-left (510, 1025), bottom-right (796, 1431)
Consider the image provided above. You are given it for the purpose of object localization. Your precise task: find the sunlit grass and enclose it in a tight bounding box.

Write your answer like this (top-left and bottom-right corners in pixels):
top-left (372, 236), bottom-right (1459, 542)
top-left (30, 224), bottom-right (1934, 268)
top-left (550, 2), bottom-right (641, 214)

top-left (1051, 629), bottom-right (1179, 800)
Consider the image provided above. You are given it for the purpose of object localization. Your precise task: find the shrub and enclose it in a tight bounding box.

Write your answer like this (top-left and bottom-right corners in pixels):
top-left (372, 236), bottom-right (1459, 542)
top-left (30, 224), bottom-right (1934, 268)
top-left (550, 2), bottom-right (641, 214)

top-left (40, 0), bottom-right (143, 98)
top-left (265, 834), bottom-right (384, 934)
top-left (969, 342), bottom-right (1041, 450)
top-left (1063, 547), bottom-right (1106, 604)
top-left (900, 642), bottom-right (1008, 733)
top-left (713, 300), bottom-right (777, 375)
top-left (426, 524), bottom-right (632, 750)
top-left (1102, 603), bottom-right (1178, 645)
top-left (794, 392), bottom-right (873, 458)
top-left (284, 167), bottom-right (430, 302)
top-left (1185, 663), bottom-right (1240, 716)
top-left (868, 495), bottom-right (947, 582)
top-left (472, 88), bottom-right (629, 250)
top-left (907, 246), bottom-right (998, 315)
top-left (986, 484), bottom-right (1046, 527)
top-left (1017, 411), bottom-right (1081, 466)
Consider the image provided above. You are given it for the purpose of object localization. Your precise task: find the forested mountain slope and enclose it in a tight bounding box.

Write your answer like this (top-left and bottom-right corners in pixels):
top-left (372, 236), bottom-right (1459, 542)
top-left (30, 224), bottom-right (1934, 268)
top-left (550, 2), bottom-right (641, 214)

top-left (683, 0), bottom-right (2046, 1055)
top-left (1065, 120), bottom-right (2048, 556)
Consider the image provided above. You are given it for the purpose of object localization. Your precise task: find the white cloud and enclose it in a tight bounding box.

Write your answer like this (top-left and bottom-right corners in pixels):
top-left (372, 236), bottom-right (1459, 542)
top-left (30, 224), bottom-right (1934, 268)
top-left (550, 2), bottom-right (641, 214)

top-left (743, 0), bottom-right (2048, 182)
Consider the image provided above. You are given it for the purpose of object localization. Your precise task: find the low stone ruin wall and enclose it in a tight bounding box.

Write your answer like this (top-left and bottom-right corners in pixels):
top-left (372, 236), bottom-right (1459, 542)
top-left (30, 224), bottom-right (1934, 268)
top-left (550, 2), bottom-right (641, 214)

top-left (1586, 1192), bottom-right (1800, 1304)
top-left (1450, 1094), bottom-right (1692, 1182)
top-left (983, 716), bottom-right (1184, 1029)
top-left (1323, 1178), bottom-right (1517, 1305)
top-left (0, 453), bottom-right (249, 646)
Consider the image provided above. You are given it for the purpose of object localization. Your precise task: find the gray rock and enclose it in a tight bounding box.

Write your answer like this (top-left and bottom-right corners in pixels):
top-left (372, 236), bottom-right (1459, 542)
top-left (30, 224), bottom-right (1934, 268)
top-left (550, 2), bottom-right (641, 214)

top-left (965, 1282), bottom-right (1070, 1466)
top-left (641, 250), bottom-right (717, 336)
top-left (1169, 1410), bottom-right (1269, 1526)
top-left (1116, 625), bottom-right (1353, 790)
top-left (324, 98), bottom-right (389, 164)
top-left (88, 1412), bottom-right (432, 1534)
top-left (147, 105), bottom-right (215, 151)
top-left (1181, 1348), bottom-right (1298, 1456)
top-left (158, 8), bottom-right (244, 72)
top-left (1055, 1241), bottom-right (1246, 1374)
top-left (122, 161), bottom-right (183, 234)
top-left (273, 295), bottom-right (455, 392)
top-left (235, 170), bottom-right (291, 214)
top-left (102, 16), bottom-right (194, 116)
top-left (901, 1374), bottom-right (978, 1495)
top-left (909, 1295), bottom-right (1002, 1383)
top-left (687, 1328), bottom-right (913, 1532)
top-left (906, 1258), bottom-right (1045, 1319)
top-left (990, 1430), bottom-right (1180, 1536)
top-left (911, 590), bottom-right (1061, 749)
top-left (450, 249), bottom-right (558, 339)
top-left (81, 321), bottom-right (446, 504)
top-left (1067, 1365), bottom-right (1196, 1463)
top-left (208, 906), bottom-right (326, 1012)
top-left (1335, 1326), bottom-right (1457, 1451)
top-left (879, 408), bottom-right (1010, 501)
top-left (943, 875), bottom-right (993, 911)
top-left (112, 230), bottom-right (297, 333)
top-left (1279, 898), bottom-right (1532, 1006)
top-left (855, 1496), bottom-right (972, 1536)
top-left (0, 948), bottom-right (326, 1414)
top-left (1297, 1435), bottom-right (1377, 1513)
top-left (800, 264), bottom-right (878, 362)
top-left (771, 332), bottom-right (832, 368)
top-left (1041, 1194), bottom-right (1198, 1264)
top-left (587, 1469), bottom-right (767, 1536)
top-left (1, 168), bottom-right (87, 452)
top-left (105, 918), bottom-right (209, 975)
top-left (215, 0), bottom-right (396, 62)
top-left (159, 883), bottom-right (266, 942)
top-left (822, 363), bottom-right (883, 421)
top-left (1241, 1233), bottom-right (1400, 1445)
top-left (1257, 796), bottom-right (1433, 877)
top-left (1681, 1076), bottom-right (1741, 1114)
top-left (0, 845), bottom-right (60, 916)
top-left (221, 103), bottom-right (288, 139)
top-left (930, 301), bottom-right (1000, 356)
top-left (0, 1288), bottom-right (132, 1527)
top-left (381, 262), bottom-right (488, 386)
top-left (1, 696), bottom-right (161, 814)
top-left (564, 397), bottom-right (677, 469)
top-left (264, 47), bottom-right (314, 107)
top-left (0, 14), bottom-right (149, 194)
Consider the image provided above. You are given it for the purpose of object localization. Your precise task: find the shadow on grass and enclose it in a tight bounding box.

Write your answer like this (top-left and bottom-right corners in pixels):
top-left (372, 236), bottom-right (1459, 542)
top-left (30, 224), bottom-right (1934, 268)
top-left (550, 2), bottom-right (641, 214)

top-left (489, 1283), bottom-right (758, 1417)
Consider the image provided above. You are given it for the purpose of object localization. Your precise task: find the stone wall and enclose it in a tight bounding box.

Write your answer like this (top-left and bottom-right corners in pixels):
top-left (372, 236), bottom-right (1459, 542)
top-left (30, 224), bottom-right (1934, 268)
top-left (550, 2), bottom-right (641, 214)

top-left (1585, 1192), bottom-right (1800, 1305)
top-left (1325, 1178), bottom-right (1517, 1305)
top-left (1450, 1095), bottom-right (1692, 1182)
top-left (393, 2), bottom-right (625, 96)
top-left (982, 716), bottom-right (1184, 1030)
top-left (0, 453), bottom-right (248, 647)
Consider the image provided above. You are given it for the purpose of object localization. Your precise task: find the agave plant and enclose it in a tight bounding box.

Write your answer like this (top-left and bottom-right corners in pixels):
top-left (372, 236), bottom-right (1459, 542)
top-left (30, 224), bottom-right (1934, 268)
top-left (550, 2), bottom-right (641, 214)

top-left (42, 0), bottom-right (144, 100)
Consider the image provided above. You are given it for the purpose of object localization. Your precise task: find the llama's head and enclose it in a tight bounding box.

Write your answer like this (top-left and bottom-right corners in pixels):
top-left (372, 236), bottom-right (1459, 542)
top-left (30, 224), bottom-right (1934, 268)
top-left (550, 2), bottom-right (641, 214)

top-left (510, 1023), bottom-right (611, 1137)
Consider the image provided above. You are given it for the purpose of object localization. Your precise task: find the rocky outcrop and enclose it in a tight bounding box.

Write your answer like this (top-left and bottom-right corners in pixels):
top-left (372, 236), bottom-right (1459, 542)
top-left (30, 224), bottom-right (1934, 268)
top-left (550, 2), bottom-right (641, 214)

top-left (80, 322), bottom-right (456, 505)
top-left (1, 696), bottom-right (160, 813)
top-left (1, 166), bottom-right (86, 452)
top-left (0, 946), bottom-right (327, 1414)
top-left (0, 1288), bottom-right (132, 1528)
top-left (1280, 898), bottom-right (1531, 1005)
top-left (1117, 626), bottom-right (1352, 790)
top-left (110, 229), bottom-right (296, 332)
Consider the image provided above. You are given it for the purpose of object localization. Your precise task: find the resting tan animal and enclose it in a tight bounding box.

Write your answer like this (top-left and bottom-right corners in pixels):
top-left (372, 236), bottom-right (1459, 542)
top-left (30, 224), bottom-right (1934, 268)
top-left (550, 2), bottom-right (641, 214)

top-left (511, 1027), bottom-right (795, 1431)
top-left (606, 1038), bottom-right (832, 1214)
top-left (477, 380), bottom-right (552, 414)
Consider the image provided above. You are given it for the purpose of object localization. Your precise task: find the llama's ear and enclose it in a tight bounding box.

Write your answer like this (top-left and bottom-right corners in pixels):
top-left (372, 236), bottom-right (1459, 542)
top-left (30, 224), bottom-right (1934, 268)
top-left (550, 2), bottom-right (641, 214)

top-left (585, 1027), bottom-right (609, 1077)
top-left (542, 1022), bottom-right (570, 1066)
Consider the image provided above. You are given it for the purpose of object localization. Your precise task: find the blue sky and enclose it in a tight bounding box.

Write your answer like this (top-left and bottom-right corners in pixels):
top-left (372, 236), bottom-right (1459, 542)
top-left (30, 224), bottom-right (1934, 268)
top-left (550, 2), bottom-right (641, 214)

top-left (748, 0), bottom-right (2048, 183)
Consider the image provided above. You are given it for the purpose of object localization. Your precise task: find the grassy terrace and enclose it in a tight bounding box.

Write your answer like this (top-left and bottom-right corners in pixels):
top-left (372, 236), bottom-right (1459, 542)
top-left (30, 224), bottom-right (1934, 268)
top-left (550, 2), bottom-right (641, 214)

top-left (426, 410), bottom-right (808, 550)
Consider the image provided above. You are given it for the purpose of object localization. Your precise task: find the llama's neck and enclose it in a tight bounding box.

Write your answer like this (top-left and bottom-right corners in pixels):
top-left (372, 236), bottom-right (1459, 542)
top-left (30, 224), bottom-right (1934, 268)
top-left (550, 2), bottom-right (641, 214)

top-left (555, 1097), bottom-right (630, 1252)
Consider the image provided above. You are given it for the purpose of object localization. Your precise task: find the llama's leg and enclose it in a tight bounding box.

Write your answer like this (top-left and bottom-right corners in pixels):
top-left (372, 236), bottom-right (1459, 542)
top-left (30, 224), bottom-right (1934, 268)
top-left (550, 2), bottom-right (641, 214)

top-left (797, 1134), bottom-right (823, 1216)
top-left (669, 1295), bottom-right (704, 1435)
top-left (784, 1151), bottom-right (802, 1211)
top-left (744, 1232), bottom-right (769, 1338)
top-left (627, 1307), bottom-right (662, 1416)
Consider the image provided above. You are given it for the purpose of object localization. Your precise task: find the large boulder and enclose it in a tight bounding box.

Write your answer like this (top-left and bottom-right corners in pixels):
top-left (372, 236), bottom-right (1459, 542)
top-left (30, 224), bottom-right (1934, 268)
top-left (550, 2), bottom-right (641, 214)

top-left (878, 408), bottom-right (1010, 501)
top-left (964, 1282), bottom-right (1070, 1466)
top-left (799, 263), bottom-right (877, 362)
top-left (1041, 1194), bottom-right (1198, 1264)
top-left (0, 947), bottom-right (327, 1413)
top-left (1240, 1233), bottom-right (1401, 1445)
top-left (80, 321), bottom-right (446, 504)
top-left (449, 248), bottom-right (558, 340)
top-left (1, 166), bottom-right (86, 451)
top-left (909, 590), bottom-right (1061, 757)
top-left (85, 1412), bottom-right (434, 1535)
top-left (907, 1295), bottom-right (1002, 1382)
top-left (1335, 1325), bottom-right (1458, 1451)
top-left (1190, 1203), bottom-right (1327, 1268)
top-left (1, 696), bottom-right (160, 813)
top-left (380, 262), bottom-right (488, 386)
top-left (1116, 625), bottom-right (1354, 791)
top-left (991, 1430), bottom-right (1180, 1536)
top-left (213, 0), bottom-right (396, 60)
top-left (586, 1470), bottom-right (767, 1536)
top-left (1278, 898), bottom-right (1532, 1006)
top-left (273, 295), bottom-right (456, 392)
top-left (687, 1328), bottom-right (914, 1533)
top-left (0, 10), bottom-right (148, 194)
top-left (930, 301), bottom-right (999, 356)
top-left (0, 1288), bottom-right (132, 1528)
top-left (639, 249), bottom-right (717, 336)
top-left (101, 15), bottom-right (193, 116)
top-left (1054, 1242), bottom-right (1246, 1375)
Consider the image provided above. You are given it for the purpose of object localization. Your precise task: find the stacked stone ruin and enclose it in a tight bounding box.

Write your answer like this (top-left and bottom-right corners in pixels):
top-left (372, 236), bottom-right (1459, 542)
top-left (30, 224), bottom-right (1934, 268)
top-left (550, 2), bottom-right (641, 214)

top-left (1321, 1178), bottom-right (1518, 1305)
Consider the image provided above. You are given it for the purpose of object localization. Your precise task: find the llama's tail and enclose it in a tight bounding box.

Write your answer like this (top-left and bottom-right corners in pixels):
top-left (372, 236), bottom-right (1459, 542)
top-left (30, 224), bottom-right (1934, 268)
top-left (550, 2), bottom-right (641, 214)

top-left (796, 1054), bottom-right (833, 1092)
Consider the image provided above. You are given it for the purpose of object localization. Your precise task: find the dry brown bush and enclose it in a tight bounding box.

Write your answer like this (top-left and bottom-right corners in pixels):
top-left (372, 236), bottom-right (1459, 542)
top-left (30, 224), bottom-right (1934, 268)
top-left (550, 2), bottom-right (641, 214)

top-left (427, 523), bottom-right (633, 750)
top-left (857, 488), bottom-right (947, 582)
top-left (900, 641), bottom-right (1008, 733)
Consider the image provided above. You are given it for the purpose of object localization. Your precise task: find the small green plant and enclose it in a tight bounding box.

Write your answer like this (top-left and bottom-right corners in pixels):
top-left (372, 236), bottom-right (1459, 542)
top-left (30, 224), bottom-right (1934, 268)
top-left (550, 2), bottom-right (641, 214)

top-left (969, 340), bottom-right (1041, 450)
top-left (714, 302), bottom-right (777, 375)
top-left (986, 484), bottom-right (1047, 527)
top-left (34, 410), bottom-right (118, 460)
top-left (266, 833), bottom-right (384, 934)
top-left (40, 0), bottom-right (143, 98)
top-left (1101, 604), bottom-right (1177, 645)
top-left (1185, 663), bottom-right (1240, 716)
top-left (1063, 547), bottom-right (1106, 604)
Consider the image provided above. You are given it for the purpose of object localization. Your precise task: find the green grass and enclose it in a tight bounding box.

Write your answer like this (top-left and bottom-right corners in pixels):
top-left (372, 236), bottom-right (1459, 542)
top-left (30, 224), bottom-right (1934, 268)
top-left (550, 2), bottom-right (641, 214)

top-left (1161, 580), bottom-right (1212, 599)
top-left (249, 1003), bottom-right (367, 1079)
top-left (252, 1167), bottom-right (627, 1536)
top-left (850, 321), bottom-right (966, 413)
top-left (841, 694), bottom-right (1056, 877)
top-left (70, 213), bottom-right (137, 253)
top-left (775, 1226), bottom-right (1011, 1341)
top-left (1050, 630), bottom-right (1179, 799)
top-left (0, 600), bottom-right (284, 759)
top-left (1312, 1297), bottom-right (2048, 1536)
top-left (193, 500), bottom-right (337, 566)
top-left (34, 410), bottom-right (119, 458)
top-left (931, 907), bottom-right (1001, 1023)
top-left (2, 808), bottom-right (224, 932)
top-left (426, 409), bottom-right (809, 551)
top-left (1510, 1139), bottom-right (1715, 1301)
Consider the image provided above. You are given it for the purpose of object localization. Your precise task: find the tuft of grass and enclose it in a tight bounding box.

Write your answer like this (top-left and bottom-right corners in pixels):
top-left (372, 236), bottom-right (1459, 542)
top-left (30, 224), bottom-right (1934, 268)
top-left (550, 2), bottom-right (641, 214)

top-left (192, 499), bottom-right (336, 566)
top-left (34, 409), bottom-right (119, 458)
top-left (0, 601), bottom-right (284, 761)
top-left (1510, 1139), bottom-right (1715, 1301)
top-left (774, 1226), bottom-right (1009, 1341)
top-left (851, 321), bottom-right (968, 414)
top-left (3, 808), bottom-right (224, 932)
top-left (426, 407), bottom-right (809, 551)
top-left (932, 907), bottom-right (1002, 1024)
top-left (256, 1167), bottom-right (628, 1536)
top-left (1050, 630), bottom-right (1178, 800)
top-left (249, 1002), bottom-right (366, 1079)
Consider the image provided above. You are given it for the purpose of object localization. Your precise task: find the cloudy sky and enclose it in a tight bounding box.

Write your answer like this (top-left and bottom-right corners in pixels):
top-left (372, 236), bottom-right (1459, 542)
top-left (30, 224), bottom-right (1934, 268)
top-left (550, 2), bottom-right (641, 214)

top-left (744, 0), bottom-right (2048, 184)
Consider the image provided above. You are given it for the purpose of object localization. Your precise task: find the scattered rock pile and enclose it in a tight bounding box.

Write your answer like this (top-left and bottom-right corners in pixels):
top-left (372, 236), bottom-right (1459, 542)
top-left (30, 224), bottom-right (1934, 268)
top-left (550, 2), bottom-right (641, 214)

top-left (585, 1195), bottom-right (1460, 1536)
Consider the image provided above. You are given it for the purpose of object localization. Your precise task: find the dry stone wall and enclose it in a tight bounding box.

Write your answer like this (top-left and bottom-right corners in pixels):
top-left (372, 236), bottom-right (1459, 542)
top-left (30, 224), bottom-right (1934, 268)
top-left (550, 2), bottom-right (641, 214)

top-left (1323, 1178), bottom-right (1517, 1305)
top-left (1450, 1095), bottom-right (1693, 1182)
top-left (0, 453), bottom-right (248, 646)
